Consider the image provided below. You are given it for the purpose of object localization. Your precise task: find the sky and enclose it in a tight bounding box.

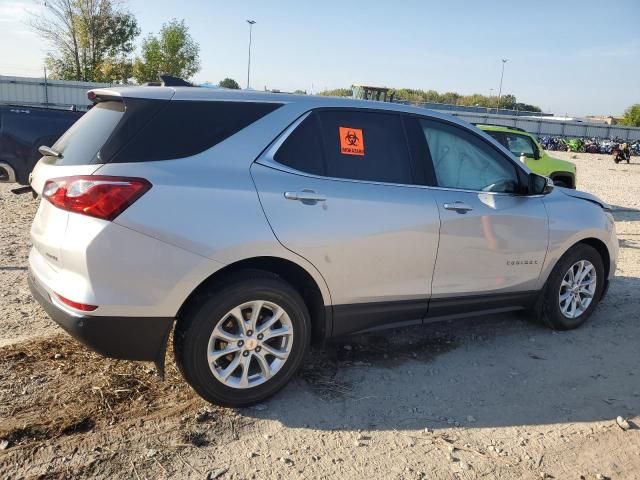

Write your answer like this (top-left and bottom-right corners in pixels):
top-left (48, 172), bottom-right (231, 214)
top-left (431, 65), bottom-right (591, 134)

top-left (0, 0), bottom-right (638, 116)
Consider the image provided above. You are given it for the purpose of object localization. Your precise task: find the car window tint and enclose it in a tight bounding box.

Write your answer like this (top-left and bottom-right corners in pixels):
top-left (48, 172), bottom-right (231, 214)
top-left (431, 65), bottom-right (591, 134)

top-left (420, 120), bottom-right (519, 193)
top-left (108, 100), bottom-right (282, 163)
top-left (274, 113), bottom-right (325, 176)
top-left (316, 110), bottom-right (413, 184)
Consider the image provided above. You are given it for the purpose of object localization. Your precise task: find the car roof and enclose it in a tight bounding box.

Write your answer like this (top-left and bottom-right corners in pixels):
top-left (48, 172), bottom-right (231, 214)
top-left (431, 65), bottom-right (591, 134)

top-left (88, 85), bottom-right (473, 128)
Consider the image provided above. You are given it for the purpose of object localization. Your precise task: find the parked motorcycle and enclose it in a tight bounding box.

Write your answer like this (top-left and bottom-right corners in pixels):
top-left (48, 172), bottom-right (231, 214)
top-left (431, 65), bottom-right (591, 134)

top-left (613, 143), bottom-right (631, 164)
top-left (584, 138), bottom-right (600, 154)
top-left (566, 138), bottom-right (585, 153)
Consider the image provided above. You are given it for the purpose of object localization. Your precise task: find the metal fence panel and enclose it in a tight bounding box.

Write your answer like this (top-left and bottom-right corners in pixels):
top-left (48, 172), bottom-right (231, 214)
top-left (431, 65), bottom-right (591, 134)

top-left (0, 75), bottom-right (110, 110)
top-left (446, 110), bottom-right (640, 141)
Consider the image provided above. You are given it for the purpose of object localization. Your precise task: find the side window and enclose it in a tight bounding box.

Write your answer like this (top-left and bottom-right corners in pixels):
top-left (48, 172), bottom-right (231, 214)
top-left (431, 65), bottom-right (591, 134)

top-left (274, 113), bottom-right (325, 176)
top-left (316, 110), bottom-right (413, 184)
top-left (109, 101), bottom-right (282, 163)
top-left (420, 120), bottom-right (519, 193)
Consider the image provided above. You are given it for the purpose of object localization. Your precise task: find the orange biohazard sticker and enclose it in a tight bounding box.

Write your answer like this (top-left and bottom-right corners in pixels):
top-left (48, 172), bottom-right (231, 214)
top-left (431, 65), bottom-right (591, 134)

top-left (339, 127), bottom-right (365, 156)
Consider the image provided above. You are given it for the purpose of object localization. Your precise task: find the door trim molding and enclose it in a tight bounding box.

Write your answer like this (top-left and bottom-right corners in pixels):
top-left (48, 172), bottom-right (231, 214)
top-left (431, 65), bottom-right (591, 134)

top-left (330, 299), bottom-right (429, 337)
top-left (328, 291), bottom-right (539, 338)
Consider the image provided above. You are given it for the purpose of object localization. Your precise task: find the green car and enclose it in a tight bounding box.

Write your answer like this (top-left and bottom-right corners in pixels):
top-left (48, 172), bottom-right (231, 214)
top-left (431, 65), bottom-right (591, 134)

top-left (477, 124), bottom-right (577, 189)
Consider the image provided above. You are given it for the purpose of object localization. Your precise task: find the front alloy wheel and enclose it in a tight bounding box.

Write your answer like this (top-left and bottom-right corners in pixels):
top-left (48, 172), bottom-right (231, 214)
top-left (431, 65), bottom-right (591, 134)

top-left (558, 260), bottom-right (597, 319)
top-left (540, 244), bottom-right (605, 330)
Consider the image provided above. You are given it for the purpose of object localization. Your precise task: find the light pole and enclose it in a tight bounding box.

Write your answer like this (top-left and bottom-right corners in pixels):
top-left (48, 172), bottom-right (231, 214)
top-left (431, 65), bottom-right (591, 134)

top-left (497, 58), bottom-right (508, 112)
top-left (488, 88), bottom-right (494, 112)
top-left (246, 20), bottom-right (256, 89)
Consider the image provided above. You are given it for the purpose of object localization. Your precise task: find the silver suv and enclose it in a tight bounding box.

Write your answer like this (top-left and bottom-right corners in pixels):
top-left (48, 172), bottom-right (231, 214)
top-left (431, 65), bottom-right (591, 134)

top-left (28, 87), bottom-right (618, 406)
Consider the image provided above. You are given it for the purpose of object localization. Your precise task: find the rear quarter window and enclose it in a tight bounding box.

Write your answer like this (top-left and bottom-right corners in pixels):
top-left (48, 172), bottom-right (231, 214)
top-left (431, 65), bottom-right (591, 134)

top-left (108, 100), bottom-right (282, 163)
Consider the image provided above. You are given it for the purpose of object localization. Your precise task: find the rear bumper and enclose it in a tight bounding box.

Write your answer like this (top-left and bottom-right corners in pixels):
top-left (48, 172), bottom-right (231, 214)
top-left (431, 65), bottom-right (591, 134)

top-left (28, 270), bottom-right (173, 362)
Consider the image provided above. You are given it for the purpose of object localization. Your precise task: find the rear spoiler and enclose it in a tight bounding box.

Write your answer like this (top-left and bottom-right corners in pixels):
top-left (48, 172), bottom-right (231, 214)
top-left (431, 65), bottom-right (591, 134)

top-left (87, 84), bottom-right (176, 104)
top-left (87, 75), bottom-right (188, 104)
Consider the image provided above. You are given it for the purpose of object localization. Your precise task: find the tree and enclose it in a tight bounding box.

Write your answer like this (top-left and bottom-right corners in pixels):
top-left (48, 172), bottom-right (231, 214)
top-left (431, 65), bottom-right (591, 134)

top-left (218, 78), bottom-right (240, 89)
top-left (620, 104), bottom-right (640, 127)
top-left (31, 0), bottom-right (140, 83)
top-left (317, 88), bottom-right (351, 97)
top-left (317, 86), bottom-right (543, 112)
top-left (133, 19), bottom-right (200, 83)
top-left (497, 94), bottom-right (516, 109)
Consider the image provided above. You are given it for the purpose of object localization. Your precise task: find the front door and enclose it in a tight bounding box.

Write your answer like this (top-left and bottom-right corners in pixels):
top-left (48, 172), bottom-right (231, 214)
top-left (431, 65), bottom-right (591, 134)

top-left (412, 118), bottom-right (548, 309)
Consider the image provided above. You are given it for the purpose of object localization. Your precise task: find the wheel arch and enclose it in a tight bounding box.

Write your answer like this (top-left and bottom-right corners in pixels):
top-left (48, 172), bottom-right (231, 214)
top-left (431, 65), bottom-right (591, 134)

top-left (549, 171), bottom-right (575, 189)
top-left (176, 256), bottom-right (331, 343)
top-left (576, 237), bottom-right (611, 280)
top-left (544, 236), bottom-right (611, 285)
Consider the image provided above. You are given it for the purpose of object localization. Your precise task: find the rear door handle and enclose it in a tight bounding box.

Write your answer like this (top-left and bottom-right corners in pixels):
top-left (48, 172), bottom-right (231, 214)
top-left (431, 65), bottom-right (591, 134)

top-left (284, 190), bottom-right (326, 202)
top-left (443, 201), bottom-right (473, 212)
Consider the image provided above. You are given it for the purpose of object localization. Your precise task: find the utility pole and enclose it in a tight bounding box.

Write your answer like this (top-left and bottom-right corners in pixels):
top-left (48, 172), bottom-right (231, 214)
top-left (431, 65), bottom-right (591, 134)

top-left (246, 20), bottom-right (256, 89)
top-left (497, 58), bottom-right (508, 113)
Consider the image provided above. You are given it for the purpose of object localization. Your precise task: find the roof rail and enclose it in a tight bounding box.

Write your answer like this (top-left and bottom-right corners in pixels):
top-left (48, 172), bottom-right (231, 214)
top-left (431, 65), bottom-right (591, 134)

top-left (473, 123), bottom-right (526, 133)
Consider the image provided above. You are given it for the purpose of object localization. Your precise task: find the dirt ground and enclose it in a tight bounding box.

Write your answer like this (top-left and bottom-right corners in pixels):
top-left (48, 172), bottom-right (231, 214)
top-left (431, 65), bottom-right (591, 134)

top-left (1, 152), bottom-right (639, 479)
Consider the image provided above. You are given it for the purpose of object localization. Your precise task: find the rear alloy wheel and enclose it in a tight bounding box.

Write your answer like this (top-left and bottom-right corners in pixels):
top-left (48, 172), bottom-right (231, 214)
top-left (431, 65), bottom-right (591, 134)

top-left (175, 272), bottom-right (310, 407)
top-left (540, 244), bottom-right (605, 330)
top-left (207, 300), bottom-right (294, 389)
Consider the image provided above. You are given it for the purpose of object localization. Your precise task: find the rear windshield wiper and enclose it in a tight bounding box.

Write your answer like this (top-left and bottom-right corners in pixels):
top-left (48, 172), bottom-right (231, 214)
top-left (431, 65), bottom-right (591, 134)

top-left (38, 145), bottom-right (63, 158)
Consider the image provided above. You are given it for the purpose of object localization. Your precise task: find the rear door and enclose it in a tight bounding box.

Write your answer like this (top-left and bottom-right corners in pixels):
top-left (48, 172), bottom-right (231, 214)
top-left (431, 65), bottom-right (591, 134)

top-left (413, 118), bottom-right (548, 306)
top-left (252, 109), bottom-right (441, 336)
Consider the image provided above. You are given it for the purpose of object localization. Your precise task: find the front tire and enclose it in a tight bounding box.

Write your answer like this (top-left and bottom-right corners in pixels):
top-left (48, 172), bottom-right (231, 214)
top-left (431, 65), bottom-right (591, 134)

top-left (174, 272), bottom-right (311, 407)
top-left (539, 244), bottom-right (605, 330)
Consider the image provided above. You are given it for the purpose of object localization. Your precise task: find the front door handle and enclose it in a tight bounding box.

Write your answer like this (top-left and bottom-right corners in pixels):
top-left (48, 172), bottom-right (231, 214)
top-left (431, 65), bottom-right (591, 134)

top-left (284, 190), bottom-right (326, 202)
top-left (443, 201), bottom-right (473, 212)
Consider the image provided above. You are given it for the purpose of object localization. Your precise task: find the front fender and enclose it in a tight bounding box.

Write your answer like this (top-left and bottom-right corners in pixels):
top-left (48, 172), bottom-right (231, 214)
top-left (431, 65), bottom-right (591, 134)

top-left (538, 190), bottom-right (617, 288)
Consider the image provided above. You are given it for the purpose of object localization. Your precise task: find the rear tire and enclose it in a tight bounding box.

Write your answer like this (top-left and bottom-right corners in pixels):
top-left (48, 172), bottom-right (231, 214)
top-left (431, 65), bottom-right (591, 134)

top-left (538, 244), bottom-right (605, 330)
top-left (174, 271), bottom-right (311, 407)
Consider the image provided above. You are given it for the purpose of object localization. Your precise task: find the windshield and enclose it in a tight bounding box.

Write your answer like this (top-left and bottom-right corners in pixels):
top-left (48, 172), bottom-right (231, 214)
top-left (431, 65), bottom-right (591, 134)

top-left (504, 133), bottom-right (535, 157)
top-left (486, 131), bottom-right (537, 158)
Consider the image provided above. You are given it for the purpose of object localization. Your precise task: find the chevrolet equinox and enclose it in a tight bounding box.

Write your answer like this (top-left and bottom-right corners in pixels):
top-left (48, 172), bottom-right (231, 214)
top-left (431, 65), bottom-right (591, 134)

top-left (28, 87), bottom-right (618, 406)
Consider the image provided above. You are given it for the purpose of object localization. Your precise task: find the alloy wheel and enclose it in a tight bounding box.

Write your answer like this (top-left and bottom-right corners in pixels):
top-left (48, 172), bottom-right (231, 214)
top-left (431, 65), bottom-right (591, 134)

top-left (558, 260), bottom-right (597, 319)
top-left (207, 300), bottom-right (294, 389)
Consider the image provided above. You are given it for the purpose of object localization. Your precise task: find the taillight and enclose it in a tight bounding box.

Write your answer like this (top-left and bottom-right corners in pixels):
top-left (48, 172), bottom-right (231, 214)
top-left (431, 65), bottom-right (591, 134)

top-left (43, 176), bottom-right (151, 221)
top-left (55, 293), bottom-right (98, 312)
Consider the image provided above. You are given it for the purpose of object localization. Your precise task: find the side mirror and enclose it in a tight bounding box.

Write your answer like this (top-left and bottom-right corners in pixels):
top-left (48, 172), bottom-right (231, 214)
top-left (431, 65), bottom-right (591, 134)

top-left (533, 148), bottom-right (540, 160)
top-left (528, 173), bottom-right (554, 195)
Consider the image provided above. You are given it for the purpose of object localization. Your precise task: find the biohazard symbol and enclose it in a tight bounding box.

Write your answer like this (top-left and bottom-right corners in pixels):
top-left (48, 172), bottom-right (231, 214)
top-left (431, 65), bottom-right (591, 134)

top-left (339, 127), bottom-right (365, 156)
top-left (345, 130), bottom-right (359, 146)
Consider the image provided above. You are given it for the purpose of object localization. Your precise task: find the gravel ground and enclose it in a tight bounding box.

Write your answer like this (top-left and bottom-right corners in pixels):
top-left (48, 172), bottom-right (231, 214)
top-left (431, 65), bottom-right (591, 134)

top-left (1, 152), bottom-right (639, 479)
